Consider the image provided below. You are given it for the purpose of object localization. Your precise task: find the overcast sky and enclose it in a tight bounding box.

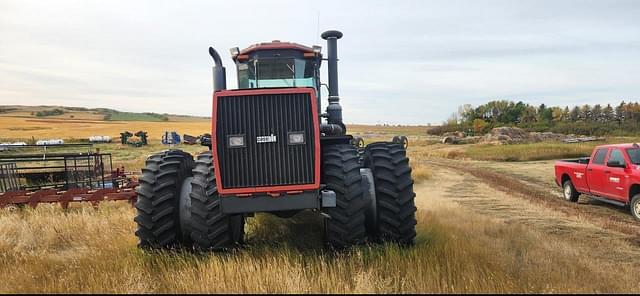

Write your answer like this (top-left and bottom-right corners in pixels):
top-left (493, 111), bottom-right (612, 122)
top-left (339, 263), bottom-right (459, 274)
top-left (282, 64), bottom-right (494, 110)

top-left (1, 0), bottom-right (639, 124)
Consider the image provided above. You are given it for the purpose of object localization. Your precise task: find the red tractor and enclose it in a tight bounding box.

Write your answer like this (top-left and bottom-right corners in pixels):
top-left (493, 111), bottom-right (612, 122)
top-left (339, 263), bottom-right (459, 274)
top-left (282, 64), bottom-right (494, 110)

top-left (134, 30), bottom-right (417, 250)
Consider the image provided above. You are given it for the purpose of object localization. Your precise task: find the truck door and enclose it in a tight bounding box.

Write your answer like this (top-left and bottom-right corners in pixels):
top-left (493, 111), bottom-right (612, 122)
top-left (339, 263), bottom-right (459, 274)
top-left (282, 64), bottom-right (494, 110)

top-left (586, 148), bottom-right (609, 196)
top-left (603, 148), bottom-right (629, 201)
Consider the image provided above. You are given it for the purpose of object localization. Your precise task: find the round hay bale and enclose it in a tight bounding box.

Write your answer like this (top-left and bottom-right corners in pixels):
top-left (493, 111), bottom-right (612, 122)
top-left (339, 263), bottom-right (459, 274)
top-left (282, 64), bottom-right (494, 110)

top-left (442, 136), bottom-right (458, 144)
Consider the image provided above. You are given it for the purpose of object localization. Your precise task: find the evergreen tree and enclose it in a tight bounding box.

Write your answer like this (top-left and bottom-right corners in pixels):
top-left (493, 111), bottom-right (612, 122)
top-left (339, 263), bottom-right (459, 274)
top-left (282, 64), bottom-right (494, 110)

top-left (591, 104), bottom-right (602, 122)
top-left (616, 101), bottom-right (626, 122)
top-left (562, 106), bottom-right (570, 122)
top-left (603, 104), bottom-right (614, 122)
top-left (570, 106), bottom-right (580, 121)
top-left (580, 104), bottom-right (592, 121)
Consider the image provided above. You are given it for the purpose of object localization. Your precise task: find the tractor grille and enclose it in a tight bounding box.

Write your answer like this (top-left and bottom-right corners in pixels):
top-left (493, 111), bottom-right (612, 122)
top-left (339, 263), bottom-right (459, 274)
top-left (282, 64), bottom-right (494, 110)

top-left (215, 91), bottom-right (316, 189)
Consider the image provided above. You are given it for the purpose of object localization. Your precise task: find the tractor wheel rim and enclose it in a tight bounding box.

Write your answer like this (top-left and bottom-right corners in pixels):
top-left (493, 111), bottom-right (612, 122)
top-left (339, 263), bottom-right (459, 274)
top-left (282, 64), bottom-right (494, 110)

top-left (179, 177), bottom-right (194, 238)
top-left (564, 184), bottom-right (572, 199)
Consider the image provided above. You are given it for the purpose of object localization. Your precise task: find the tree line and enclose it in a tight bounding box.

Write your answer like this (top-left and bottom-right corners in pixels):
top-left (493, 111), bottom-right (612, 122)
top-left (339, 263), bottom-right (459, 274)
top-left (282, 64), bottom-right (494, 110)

top-left (429, 100), bottom-right (640, 136)
top-left (33, 108), bottom-right (65, 117)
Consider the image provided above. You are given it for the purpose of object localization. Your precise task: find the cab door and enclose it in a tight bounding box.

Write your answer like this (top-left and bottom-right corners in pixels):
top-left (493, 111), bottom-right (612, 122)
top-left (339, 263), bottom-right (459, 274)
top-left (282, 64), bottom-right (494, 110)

top-left (586, 148), bottom-right (609, 196)
top-left (603, 148), bottom-right (630, 201)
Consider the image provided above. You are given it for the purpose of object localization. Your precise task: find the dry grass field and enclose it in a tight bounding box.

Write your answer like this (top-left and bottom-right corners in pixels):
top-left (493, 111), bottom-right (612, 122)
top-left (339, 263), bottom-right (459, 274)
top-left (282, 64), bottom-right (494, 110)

top-left (0, 116), bottom-right (209, 141)
top-left (1, 106), bottom-right (639, 293)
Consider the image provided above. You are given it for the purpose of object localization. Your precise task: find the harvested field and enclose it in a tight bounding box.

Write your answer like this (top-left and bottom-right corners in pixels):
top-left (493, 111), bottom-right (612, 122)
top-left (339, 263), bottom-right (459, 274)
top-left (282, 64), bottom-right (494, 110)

top-left (0, 117), bottom-right (209, 141)
top-left (1, 158), bottom-right (639, 293)
top-left (2, 112), bottom-right (640, 293)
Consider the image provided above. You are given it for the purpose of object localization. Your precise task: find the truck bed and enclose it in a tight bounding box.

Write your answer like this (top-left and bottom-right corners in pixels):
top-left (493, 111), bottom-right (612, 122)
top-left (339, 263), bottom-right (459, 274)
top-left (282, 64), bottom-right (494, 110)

top-left (558, 157), bottom-right (590, 165)
top-left (554, 158), bottom-right (589, 191)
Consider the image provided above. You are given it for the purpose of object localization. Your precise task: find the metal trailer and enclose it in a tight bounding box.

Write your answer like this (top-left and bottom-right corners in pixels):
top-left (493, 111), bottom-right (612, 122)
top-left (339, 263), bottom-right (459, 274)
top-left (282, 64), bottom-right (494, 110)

top-left (0, 144), bottom-right (137, 208)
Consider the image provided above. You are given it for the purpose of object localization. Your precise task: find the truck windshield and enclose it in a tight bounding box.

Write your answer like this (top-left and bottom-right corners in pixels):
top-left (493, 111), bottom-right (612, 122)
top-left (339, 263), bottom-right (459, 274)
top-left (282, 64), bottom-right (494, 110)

top-left (627, 148), bottom-right (640, 165)
top-left (237, 58), bottom-right (315, 89)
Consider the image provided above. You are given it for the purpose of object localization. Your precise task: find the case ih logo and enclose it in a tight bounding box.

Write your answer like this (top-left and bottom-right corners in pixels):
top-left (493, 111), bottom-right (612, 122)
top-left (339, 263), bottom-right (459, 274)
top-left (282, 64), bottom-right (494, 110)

top-left (256, 134), bottom-right (277, 143)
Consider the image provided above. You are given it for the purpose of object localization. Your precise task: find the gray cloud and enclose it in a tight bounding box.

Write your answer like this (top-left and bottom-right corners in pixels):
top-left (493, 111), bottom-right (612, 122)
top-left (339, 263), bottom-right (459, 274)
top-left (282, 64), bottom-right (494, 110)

top-left (1, 0), bottom-right (639, 124)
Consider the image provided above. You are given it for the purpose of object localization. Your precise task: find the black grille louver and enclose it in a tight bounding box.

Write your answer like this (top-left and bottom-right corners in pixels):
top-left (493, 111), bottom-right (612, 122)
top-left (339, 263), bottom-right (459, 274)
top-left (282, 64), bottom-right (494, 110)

top-left (215, 91), bottom-right (316, 189)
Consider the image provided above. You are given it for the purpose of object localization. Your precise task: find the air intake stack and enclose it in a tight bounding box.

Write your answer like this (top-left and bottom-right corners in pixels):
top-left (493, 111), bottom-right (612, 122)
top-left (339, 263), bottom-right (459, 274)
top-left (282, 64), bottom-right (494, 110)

top-left (321, 30), bottom-right (344, 133)
top-left (209, 47), bottom-right (227, 92)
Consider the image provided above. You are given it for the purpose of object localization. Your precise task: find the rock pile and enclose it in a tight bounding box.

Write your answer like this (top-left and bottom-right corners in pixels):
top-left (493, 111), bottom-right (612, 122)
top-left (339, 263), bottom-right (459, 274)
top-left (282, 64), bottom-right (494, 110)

top-left (483, 127), bottom-right (529, 144)
top-left (440, 126), bottom-right (591, 145)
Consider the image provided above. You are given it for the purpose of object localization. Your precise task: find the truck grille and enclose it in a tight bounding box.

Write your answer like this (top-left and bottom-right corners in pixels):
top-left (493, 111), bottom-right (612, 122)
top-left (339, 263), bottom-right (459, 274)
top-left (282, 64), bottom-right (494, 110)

top-left (215, 91), bottom-right (316, 189)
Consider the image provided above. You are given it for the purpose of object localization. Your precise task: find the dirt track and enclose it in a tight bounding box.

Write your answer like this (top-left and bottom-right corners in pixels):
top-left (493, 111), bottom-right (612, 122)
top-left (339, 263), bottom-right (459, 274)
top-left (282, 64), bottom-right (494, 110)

top-left (416, 159), bottom-right (640, 266)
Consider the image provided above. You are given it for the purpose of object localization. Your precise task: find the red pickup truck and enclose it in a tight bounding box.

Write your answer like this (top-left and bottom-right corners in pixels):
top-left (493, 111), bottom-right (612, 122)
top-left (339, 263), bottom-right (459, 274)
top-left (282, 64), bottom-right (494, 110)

top-left (555, 143), bottom-right (640, 220)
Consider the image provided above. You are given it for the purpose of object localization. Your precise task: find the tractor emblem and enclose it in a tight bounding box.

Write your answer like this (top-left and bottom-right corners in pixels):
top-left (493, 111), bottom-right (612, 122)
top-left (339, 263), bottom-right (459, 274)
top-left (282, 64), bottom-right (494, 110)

top-left (257, 134), bottom-right (277, 143)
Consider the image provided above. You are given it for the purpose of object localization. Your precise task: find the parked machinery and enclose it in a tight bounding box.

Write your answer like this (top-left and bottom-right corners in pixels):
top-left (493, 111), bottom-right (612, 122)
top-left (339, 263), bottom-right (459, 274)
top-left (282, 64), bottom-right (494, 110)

top-left (134, 30), bottom-right (417, 250)
top-left (120, 131), bottom-right (133, 144)
top-left (161, 131), bottom-right (181, 145)
top-left (134, 131), bottom-right (148, 146)
top-left (182, 134), bottom-right (199, 145)
top-left (120, 131), bottom-right (148, 147)
top-left (0, 144), bottom-right (137, 209)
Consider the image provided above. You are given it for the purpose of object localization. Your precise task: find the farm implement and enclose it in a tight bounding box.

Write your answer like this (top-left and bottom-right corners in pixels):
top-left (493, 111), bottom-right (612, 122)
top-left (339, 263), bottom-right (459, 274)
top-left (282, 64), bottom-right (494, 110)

top-left (0, 144), bottom-right (138, 209)
top-left (120, 131), bottom-right (148, 147)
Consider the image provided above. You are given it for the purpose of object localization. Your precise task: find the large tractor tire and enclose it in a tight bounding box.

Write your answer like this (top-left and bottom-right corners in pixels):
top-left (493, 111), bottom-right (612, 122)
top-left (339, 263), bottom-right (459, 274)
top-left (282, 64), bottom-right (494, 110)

top-left (134, 150), bottom-right (194, 249)
top-left (322, 144), bottom-right (367, 249)
top-left (364, 142), bottom-right (417, 245)
top-left (189, 151), bottom-right (245, 250)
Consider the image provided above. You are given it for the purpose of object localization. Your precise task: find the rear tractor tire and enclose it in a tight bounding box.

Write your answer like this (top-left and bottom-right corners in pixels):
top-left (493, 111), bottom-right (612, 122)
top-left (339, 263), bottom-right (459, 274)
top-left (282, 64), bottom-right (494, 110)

top-left (189, 151), bottom-right (245, 250)
top-left (562, 180), bottom-right (580, 203)
top-left (364, 142), bottom-right (417, 245)
top-left (322, 144), bottom-right (367, 249)
top-left (134, 150), bottom-right (195, 249)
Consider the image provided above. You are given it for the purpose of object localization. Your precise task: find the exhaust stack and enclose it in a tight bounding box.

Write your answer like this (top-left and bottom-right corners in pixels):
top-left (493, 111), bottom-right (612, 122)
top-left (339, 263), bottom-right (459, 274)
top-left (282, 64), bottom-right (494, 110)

top-left (209, 47), bottom-right (227, 92)
top-left (321, 30), bottom-right (344, 130)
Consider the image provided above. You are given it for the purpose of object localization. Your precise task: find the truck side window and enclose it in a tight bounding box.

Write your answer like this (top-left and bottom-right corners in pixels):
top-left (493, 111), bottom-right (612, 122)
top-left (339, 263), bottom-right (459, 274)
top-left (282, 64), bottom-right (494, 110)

top-left (592, 148), bottom-right (608, 165)
top-left (628, 148), bottom-right (640, 165)
top-left (609, 149), bottom-right (626, 166)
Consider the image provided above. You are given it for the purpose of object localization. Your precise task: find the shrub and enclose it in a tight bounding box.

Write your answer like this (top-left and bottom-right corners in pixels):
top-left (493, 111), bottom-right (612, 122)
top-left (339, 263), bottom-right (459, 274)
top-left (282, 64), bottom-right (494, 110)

top-left (35, 109), bottom-right (65, 117)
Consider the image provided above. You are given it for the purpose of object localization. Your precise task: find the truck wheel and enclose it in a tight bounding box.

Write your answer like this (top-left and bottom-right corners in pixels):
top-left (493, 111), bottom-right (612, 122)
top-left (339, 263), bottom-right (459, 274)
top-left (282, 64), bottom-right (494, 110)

top-left (134, 150), bottom-right (194, 249)
top-left (630, 194), bottom-right (640, 221)
top-left (322, 144), bottom-right (367, 248)
top-left (189, 151), bottom-right (244, 250)
top-left (364, 142), bottom-right (417, 245)
top-left (562, 180), bottom-right (580, 202)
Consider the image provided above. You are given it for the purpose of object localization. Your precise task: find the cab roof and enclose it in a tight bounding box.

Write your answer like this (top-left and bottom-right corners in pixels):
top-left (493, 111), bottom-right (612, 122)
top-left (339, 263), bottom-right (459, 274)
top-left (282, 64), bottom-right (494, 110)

top-left (239, 40), bottom-right (316, 55)
top-left (597, 143), bottom-right (640, 149)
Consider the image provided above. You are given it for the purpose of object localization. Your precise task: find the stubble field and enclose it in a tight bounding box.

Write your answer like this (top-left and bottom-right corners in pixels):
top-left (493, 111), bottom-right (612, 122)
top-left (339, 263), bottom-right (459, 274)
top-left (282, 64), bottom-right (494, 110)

top-left (1, 109), bottom-right (639, 293)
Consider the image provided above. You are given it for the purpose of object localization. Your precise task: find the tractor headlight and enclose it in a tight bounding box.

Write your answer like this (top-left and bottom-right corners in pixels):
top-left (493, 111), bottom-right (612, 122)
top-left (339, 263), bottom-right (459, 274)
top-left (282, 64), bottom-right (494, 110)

top-left (288, 132), bottom-right (305, 145)
top-left (228, 135), bottom-right (245, 148)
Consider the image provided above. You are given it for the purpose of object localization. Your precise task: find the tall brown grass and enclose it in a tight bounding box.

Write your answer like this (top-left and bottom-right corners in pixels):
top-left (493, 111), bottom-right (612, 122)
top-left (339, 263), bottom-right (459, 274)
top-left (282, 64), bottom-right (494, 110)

top-left (0, 200), bottom-right (637, 293)
top-left (464, 142), bottom-right (596, 161)
top-left (2, 116), bottom-right (639, 293)
top-left (431, 137), bottom-right (640, 162)
top-left (411, 161), bottom-right (432, 184)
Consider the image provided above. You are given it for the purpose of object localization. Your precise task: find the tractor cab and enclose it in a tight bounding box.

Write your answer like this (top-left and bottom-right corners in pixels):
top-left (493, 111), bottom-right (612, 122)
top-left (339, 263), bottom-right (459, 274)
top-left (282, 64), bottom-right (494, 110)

top-left (230, 41), bottom-right (322, 92)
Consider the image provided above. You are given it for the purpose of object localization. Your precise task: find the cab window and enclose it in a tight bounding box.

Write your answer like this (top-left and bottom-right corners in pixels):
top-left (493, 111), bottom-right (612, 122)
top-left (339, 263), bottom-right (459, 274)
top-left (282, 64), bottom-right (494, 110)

top-left (592, 148), bottom-right (608, 165)
top-left (627, 148), bottom-right (640, 165)
top-left (237, 57), bottom-right (316, 89)
top-left (608, 149), bottom-right (626, 167)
